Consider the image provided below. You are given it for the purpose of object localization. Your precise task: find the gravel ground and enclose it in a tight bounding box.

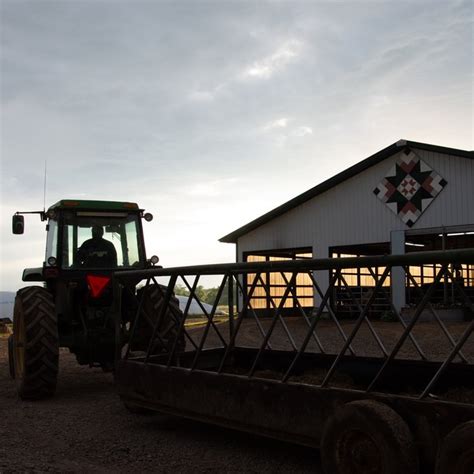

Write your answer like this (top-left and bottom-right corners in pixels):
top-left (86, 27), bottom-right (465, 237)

top-left (0, 335), bottom-right (321, 474)
top-left (216, 318), bottom-right (474, 362)
top-left (1, 317), bottom-right (472, 473)
top-left (192, 318), bottom-right (474, 401)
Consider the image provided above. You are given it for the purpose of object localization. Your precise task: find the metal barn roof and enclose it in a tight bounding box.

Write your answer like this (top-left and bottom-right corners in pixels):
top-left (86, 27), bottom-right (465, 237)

top-left (219, 140), bottom-right (473, 243)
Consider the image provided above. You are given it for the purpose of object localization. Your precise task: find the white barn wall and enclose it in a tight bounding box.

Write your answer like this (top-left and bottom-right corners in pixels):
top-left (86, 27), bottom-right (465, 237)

top-left (237, 148), bottom-right (474, 261)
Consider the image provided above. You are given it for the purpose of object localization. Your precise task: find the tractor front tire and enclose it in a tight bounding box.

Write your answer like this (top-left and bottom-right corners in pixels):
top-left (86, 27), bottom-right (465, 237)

top-left (13, 286), bottom-right (59, 400)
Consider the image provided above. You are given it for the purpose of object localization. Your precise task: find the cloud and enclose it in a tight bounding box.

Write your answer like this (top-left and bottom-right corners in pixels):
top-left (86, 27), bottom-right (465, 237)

top-left (242, 39), bottom-right (303, 80)
top-left (188, 90), bottom-right (216, 102)
top-left (262, 120), bottom-right (313, 145)
top-left (181, 177), bottom-right (240, 198)
top-left (187, 84), bottom-right (226, 102)
top-left (263, 117), bottom-right (290, 131)
top-left (185, 39), bottom-right (304, 103)
top-left (291, 126), bottom-right (313, 137)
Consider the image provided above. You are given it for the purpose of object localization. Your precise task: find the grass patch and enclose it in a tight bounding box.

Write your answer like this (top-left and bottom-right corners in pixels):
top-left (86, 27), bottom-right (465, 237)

top-left (184, 315), bottom-right (229, 328)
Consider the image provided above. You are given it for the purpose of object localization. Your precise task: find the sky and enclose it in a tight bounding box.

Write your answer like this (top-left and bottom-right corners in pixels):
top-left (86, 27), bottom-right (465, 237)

top-left (0, 0), bottom-right (472, 292)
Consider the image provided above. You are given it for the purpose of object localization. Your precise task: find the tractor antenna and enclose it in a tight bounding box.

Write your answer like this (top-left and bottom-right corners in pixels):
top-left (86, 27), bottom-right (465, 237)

top-left (43, 160), bottom-right (47, 213)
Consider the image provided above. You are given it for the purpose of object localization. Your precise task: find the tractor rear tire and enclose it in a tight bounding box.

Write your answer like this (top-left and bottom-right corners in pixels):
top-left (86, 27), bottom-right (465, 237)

top-left (8, 334), bottom-right (15, 379)
top-left (13, 286), bottom-right (59, 400)
top-left (321, 400), bottom-right (419, 474)
top-left (134, 284), bottom-right (185, 355)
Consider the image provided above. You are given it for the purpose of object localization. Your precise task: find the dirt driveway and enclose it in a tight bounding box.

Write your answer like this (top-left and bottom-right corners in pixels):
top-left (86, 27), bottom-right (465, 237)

top-left (0, 336), bottom-right (321, 473)
top-left (1, 317), bottom-right (471, 472)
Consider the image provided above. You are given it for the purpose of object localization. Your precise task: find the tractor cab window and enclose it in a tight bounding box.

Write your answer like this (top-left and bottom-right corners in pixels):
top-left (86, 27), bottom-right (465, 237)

top-left (61, 212), bottom-right (143, 269)
top-left (45, 219), bottom-right (58, 265)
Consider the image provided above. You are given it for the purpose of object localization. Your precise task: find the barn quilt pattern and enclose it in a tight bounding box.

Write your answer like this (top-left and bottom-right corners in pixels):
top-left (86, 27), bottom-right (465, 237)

top-left (373, 148), bottom-right (447, 227)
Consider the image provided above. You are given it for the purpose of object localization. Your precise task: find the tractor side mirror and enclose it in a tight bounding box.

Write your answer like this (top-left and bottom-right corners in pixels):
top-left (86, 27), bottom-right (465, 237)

top-left (12, 214), bottom-right (25, 234)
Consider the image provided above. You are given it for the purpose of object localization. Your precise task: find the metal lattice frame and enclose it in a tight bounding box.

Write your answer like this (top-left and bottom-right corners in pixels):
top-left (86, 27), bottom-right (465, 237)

top-left (114, 249), bottom-right (474, 400)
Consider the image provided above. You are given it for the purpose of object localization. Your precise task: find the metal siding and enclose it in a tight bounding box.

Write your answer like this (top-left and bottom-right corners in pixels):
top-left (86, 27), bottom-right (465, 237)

top-left (237, 149), bottom-right (474, 259)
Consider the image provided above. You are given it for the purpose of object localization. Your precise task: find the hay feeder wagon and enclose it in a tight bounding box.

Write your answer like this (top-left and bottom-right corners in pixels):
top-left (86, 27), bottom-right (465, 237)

top-left (113, 249), bottom-right (474, 474)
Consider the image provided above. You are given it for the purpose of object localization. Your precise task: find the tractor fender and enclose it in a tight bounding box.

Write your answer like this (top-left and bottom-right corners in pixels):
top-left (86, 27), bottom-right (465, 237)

top-left (22, 267), bottom-right (45, 282)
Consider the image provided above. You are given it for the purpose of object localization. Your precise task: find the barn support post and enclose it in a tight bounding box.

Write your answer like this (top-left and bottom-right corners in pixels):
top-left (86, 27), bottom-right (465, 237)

top-left (391, 230), bottom-right (406, 312)
top-left (312, 245), bottom-right (329, 311)
top-left (236, 242), bottom-right (244, 315)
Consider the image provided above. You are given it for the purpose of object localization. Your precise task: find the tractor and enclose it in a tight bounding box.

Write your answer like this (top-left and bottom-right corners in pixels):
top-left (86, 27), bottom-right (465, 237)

top-left (9, 199), bottom-right (183, 400)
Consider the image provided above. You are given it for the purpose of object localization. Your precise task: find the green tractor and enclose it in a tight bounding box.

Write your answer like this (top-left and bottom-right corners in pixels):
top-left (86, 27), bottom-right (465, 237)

top-left (9, 199), bottom-right (183, 400)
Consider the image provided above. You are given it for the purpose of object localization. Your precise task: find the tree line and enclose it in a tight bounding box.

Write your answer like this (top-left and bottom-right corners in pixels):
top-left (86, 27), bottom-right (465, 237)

top-left (174, 282), bottom-right (235, 306)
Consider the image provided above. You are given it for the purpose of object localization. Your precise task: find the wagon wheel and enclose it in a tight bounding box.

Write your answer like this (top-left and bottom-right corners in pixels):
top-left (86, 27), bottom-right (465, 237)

top-left (13, 286), bottom-right (59, 400)
top-left (321, 400), bottom-right (419, 474)
top-left (436, 421), bottom-right (474, 474)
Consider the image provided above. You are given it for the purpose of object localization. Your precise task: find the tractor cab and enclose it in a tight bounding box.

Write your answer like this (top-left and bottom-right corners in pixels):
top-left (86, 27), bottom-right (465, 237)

top-left (13, 199), bottom-right (157, 283)
top-left (47, 201), bottom-right (147, 271)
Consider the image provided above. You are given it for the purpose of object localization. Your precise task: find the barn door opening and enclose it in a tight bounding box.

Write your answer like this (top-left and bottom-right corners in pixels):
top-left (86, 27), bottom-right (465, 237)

top-left (244, 248), bottom-right (313, 318)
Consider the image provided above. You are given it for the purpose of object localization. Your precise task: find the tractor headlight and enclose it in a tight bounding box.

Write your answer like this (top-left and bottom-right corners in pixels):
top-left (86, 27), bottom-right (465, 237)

top-left (150, 255), bottom-right (159, 265)
top-left (47, 256), bottom-right (57, 266)
top-left (144, 213), bottom-right (153, 222)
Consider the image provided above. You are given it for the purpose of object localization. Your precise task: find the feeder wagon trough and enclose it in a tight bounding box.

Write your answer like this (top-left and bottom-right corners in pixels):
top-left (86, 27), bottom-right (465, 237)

top-left (113, 249), bottom-right (474, 474)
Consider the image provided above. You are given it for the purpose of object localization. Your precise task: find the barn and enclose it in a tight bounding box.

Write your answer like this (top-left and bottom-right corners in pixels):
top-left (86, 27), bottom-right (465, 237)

top-left (220, 140), bottom-right (474, 316)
